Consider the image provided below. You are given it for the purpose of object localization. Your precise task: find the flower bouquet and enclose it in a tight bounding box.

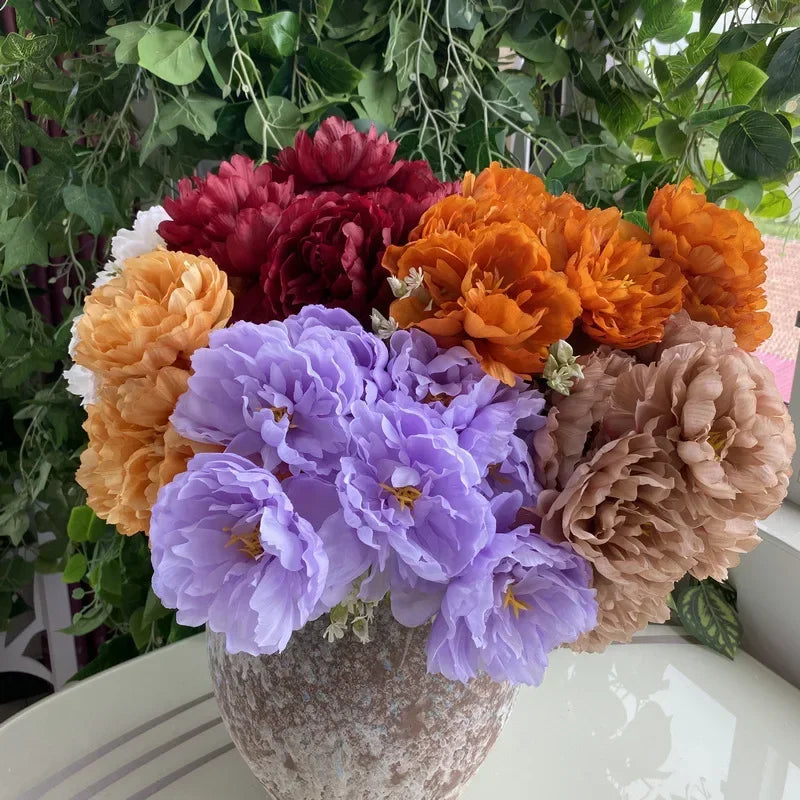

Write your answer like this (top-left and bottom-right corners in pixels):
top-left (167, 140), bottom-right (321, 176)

top-left (66, 118), bottom-right (794, 799)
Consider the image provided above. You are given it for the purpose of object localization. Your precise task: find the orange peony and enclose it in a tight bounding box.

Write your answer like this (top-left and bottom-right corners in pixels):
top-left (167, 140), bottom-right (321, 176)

top-left (384, 221), bottom-right (581, 384)
top-left (647, 178), bottom-right (771, 350)
top-left (77, 368), bottom-right (217, 535)
top-left (563, 207), bottom-right (686, 348)
top-left (412, 163), bottom-right (587, 271)
top-left (74, 249), bottom-right (233, 382)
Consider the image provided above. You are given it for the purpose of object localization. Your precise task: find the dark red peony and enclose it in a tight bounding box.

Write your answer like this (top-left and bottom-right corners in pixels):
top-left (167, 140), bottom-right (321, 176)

top-left (260, 192), bottom-right (396, 325)
top-left (158, 155), bottom-right (294, 277)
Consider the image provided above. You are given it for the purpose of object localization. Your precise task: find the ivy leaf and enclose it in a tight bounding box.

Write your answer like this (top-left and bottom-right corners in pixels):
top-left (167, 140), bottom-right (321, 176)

top-left (143, 586), bottom-right (171, 626)
top-left (244, 96), bottom-right (302, 148)
top-left (61, 603), bottom-right (111, 636)
top-left (500, 33), bottom-right (569, 85)
top-left (655, 119), bottom-right (686, 158)
top-left (0, 216), bottom-right (48, 275)
top-left (385, 12), bottom-right (436, 92)
top-left (547, 144), bottom-right (597, 182)
top-left (62, 553), bottom-right (87, 584)
top-left (159, 93), bottom-right (225, 140)
top-left (138, 117), bottom-right (178, 165)
top-left (249, 12), bottom-right (299, 60)
top-left (0, 104), bottom-right (20, 157)
top-left (762, 29), bottom-right (800, 110)
top-left (306, 45), bottom-right (363, 93)
top-left (1, 32), bottom-right (56, 64)
top-left (623, 210), bottom-right (650, 231)
top-left (0, 173), bottom-right (18, 211)
top-left (719, 110), bottom-right (792, 180)
top-left (67, 505), bottom-right (106, 543)
top-left (728, 61), bottom-right (767, 105)
top-left (137, 24), bottom-right (205, 86)
top-left (676, 580), bottom-right (741, 659)
top-left (755, 188), bottom-right (792, 219)
top-left (129, 607), bottom-right (151, 650)
top-left (699, 0), bottom-right (730, 42)
top-left (106, 22), bottom-right (150, 65)
top-left (63, 183), bottom-right (117, 235)
top-left (706, 178), bottom-right (763, 210)
top-left (446, 0), bottom-right (481, 30)
top-left (357, 70), bottom-right (397, 127)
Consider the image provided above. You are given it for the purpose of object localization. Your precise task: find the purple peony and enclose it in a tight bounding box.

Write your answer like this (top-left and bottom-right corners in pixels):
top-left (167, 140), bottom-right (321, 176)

top-left (337, 398), bottom-right (494, 585)
top-left (481, 435), bottom-right (541, 510)
top-left (171, 310), bottom-right (386, 475)
top-left (150, 453), bottom-right (330, 656)
top-left (386, 329), bottom-right (545, 473)
top-left (426, 492), bottom-right (597, 685)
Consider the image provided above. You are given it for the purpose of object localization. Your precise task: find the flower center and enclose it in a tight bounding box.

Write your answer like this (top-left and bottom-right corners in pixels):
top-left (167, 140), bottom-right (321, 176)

top-left (640, 521), bottom-right (654, 536)
top-left (707, 429), bottom-right (728, 456)
top-left (423, 391), bottom-right (454, 406)
top-left (487, 462), bottom-right (511, 485)
top-left (271, 406), bottom-right (288, 423)
top-left (380, 484), bottom-right (422, 511)
top-left (225, 528), bottom-right (264, 560)
top-left (503, 584), bottom-right (531, 619)
top-left (273, 463), bottom-right (292, 482)
top-left (618, 273), bottom-right (634, 289)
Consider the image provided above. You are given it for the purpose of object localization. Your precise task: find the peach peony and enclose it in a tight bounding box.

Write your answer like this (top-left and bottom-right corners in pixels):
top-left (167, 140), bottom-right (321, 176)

top-left (647, 178), bottom-right (771, 350)
top-left (538, 432), bottom-right (702, 648)
top-left (533, 347), bottom-right (635, 491)
top-left (384, 221), bottom-right (581, 384)
top-left (563, 207), bottom-right (686, 348)
top-left (74, 249), bottom-right (233, 382)
top-left (76, 368), bottom-right (214, 535)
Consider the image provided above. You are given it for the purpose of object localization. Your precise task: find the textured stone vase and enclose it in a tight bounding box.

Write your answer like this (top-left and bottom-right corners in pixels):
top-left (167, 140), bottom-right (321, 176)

top-left (207, 606), bottom-right (518, 799)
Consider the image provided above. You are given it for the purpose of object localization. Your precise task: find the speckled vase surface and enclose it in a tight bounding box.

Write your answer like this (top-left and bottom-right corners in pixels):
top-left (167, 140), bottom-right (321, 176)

top-left (207, 606), bottom-right (518, 799)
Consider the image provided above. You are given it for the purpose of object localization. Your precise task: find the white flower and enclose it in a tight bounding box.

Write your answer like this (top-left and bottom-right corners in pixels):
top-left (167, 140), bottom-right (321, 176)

top-left (387, 275), bottom-right (406, 298)
top-left (110, 205), bottom-right (171, 263)
top-left (92, 260), bottom-right (124, 289)
top-left (387, 267), bottom-right (425, 299)
top-left (371, 309), bottom-right (399, 340)
top-left (543, 339), bottom-right (584, 395)
top-left (63, 364), bottom-right (98, 407)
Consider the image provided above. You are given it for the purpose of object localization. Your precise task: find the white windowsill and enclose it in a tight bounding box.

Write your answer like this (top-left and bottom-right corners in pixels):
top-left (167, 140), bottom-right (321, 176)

top-left (756, 500), bottom-right (800, 555)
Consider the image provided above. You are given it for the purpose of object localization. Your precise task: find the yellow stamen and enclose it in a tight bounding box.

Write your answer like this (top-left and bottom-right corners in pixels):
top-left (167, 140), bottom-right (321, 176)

top-left (708, 429), bottom-right (727, 456)
top-left (271, 406), bottom-right (288, 423)
top-left (618, 273), bottom-right (634, 289)
top-left (503, 584), bottom-right (531, 619)
top-left (640, 521), bottom-right (654, 536)
top-left (424, 391), bottom-right (454, 407)
top-left (380, 484), bottom-right (422, 511)
top-left (487, 462), bottom-right (511, 485)
top-left (225, 528), bottom-right (264, 561)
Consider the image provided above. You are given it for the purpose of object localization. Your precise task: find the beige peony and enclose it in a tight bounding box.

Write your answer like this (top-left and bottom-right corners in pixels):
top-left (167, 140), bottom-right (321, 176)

top-left (74, 249), bottom-right (233, 383)
top-left (533, 347), bottom-right (634, 491)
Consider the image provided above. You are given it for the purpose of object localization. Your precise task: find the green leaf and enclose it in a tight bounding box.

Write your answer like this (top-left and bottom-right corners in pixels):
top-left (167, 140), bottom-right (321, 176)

top-left (233, 0), bottom-right (261, 11)
top-left (728, 61), bottom-right (767, 105)
top-left (61, 603), bottom-right (111, 636)
top-left (0, 105), bottom-right (21, 156)
top-left (706, 178), bottom-right (763, 211)
top-left (597, 90), bottom-right (643, 140)
top-left (249, 12), bottom-right (299, 59)
top-left (623, 210), bottom-right (650, 231)
top-left (446, 0), bottom-right (481, 29)
top-left (547, 144), bottom-right (597, 182)
top-left (63, 183), bottom-right (117, 235)
top-left (717, 23), bottom-right (776, 55)
top-left (676, 580), bottom-right (741, 659)
top-left (106, 22), bottom-right (150, 65)
top-left (640, 0), bottom-right (691, 43)
top-left (762, 29), bottom-right (800, 110)
top-left (667, 51), bottom-right (716, 99)
top-left (655, 119), bottom-right (687, 158)
top-left (385, 12), bottom-right (436, 92)
top-left (159, 93), bottom-right (225, 140)
top-left (500, 33), bottom-right (569, 84)
top-left (357, 70), bottom-right (397, 127)
top-left (138, 116), bottom-right (178, 166)
top-left (755, 188), bottom-right (792, 219)
top-left (305, 45), bottom-right (363, 93)
top-left (62, 553), bottom-right (87, 584)
top-left (719, 110), bottom-right (792, 180)
top-left (67, 505), bottom-right (106, 543)
top-left (129, 607), bottom-right (151, 650)
top-left (143, 586), bottom-right (172, 626)
top-left (688, 104), bottom-right (748, 127)
top-left (70, 634), bottom-right (138, 681)
top-left (137, 24), bottom-right (205, 85)
top-left (699, 0), bottom-right (729, 42)
top-left (0, 216), bottom-right (48, 275)
top-left (1, 32), bottom-right (56, 64)
top-left (244, 96), bottom-right (302, 148)
top-left (167, 615), bottom-right (202, 644)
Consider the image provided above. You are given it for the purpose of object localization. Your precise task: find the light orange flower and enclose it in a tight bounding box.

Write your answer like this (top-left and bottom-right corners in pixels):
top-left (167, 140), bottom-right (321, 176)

top-left (563, 207), bottom-right (686, 348)
top-left (647, 178), bottom-right (771, 350)
top-left (77, 368), bottom-right (217, 535)
top-left (74, 249), bottom-right (233, 382)
top-left (384, 221), bottom-right (581, 384)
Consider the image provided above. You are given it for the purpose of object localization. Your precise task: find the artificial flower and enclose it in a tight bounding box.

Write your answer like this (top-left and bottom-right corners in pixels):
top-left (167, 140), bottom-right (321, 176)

top-left (563, 207), bottom-right (685, 348)
top-left (384, 221), bottom-right (581, 384)
top-left (427, 492), bottom-right (597, 684)
top-left (158, 155), bottom-right (295, 278)
top-left (150, 453), bottom-right (330, 655)
top-left (647, 177), bottom-right (771, 350)
top-left (73, 249), bottom-right (233, 383)
top-left (542, 339), bottom-right (584, 395)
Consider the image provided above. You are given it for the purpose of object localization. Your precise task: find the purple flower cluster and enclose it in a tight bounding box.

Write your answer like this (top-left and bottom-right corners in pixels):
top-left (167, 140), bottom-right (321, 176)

top-left (150, 308), bottom-right (597, 684)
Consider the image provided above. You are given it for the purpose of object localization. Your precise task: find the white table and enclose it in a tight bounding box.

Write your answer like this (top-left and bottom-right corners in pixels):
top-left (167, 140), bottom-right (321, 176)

top-left (2, 625), bottom-right (800, 800)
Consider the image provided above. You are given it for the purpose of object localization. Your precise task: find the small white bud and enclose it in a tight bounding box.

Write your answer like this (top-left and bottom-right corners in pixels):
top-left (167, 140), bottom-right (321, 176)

top-left (371, 309), bottom-right (399, 340)
top-left (387, 275), bottom-right (407, 298)
top-left (543, 340), bottom-right (583, 395)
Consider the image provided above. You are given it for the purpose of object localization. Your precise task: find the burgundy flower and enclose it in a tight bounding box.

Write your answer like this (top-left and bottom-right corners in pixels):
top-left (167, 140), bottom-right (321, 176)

top-left (158, 155), bottom-right (294, 277)
top-left (277, 117), bottom-right (401, 191)
top-left (260, 192), bottom-right (396, 326)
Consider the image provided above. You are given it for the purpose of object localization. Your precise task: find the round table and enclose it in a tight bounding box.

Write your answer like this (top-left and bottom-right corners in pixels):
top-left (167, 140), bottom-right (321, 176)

top-left (2, 625), bottom-right (800, 799)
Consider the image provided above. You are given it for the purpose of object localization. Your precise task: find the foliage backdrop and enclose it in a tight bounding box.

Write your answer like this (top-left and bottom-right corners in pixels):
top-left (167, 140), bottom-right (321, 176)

top-left (1, 0), bottom-right (799, 673)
